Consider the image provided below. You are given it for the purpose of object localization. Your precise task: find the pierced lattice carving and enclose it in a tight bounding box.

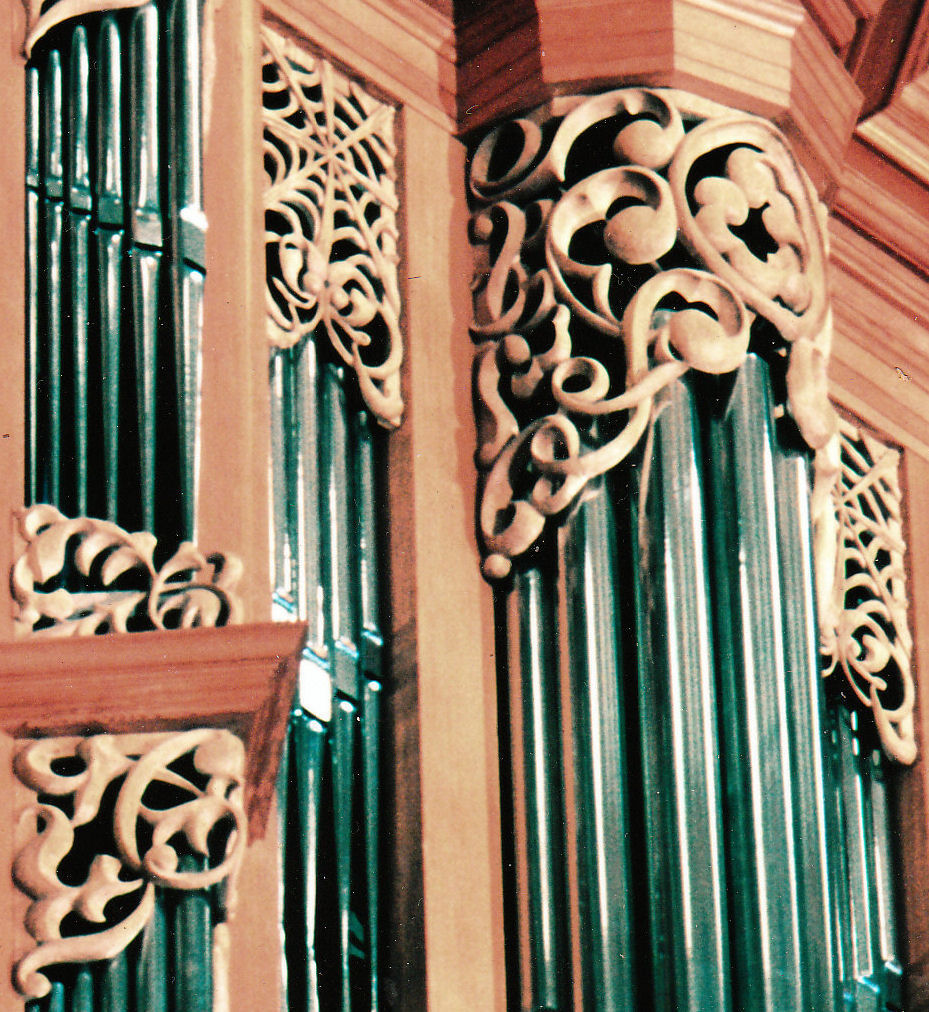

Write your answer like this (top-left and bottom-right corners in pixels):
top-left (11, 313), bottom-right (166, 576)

top-left (820, 420), bottom-right (915, 763)
top-left (12, 729), bottom-right (246, 998)
top-left (262, 26), bottom-right (403, 428)
top-left (467, 88), bottom-right (838, 579)
top-left (13, 504), bottom-right (242, 636)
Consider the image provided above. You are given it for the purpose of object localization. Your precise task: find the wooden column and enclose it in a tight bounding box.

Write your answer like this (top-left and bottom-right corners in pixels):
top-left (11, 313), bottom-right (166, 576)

top-left (386, 106), bottom-right (507, 1009)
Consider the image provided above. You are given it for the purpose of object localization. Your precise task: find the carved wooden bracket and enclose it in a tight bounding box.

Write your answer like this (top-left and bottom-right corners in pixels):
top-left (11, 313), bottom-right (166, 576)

top-left (262, 25), bottom-right (404, 429)
top-left (820, 420), bottom-right (915, 763)
top-left (467, 87), bottom-right (838, 579)
top-left (13, 504), bottom-right (242, 637)
top-left (0, 621), bottom-right (304, 1004)
top-left (12, 728), bottom-right (246, 998)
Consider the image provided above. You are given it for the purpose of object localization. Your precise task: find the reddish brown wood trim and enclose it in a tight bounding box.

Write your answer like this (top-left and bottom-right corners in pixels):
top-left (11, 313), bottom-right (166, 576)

top-left (0, 622), bottom-right (304, 835)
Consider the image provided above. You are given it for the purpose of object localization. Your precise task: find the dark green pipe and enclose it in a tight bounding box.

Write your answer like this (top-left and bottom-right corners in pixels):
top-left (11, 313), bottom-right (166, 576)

top-left (96, 228), bottom-right (123, 522)
top-left (129, 249), bottom-right (160, 532)
top-left (320, 365), bottom-right (359, 700)
top-left (128, 5), bottom-right (161, 248)
top-left (512, 566), bottom-right (568, 1009)
top-left (835, 709), bottom-right (882, 1010)
top-left (136, 893), bottom-right (169, 1010)
top-left (631, 379), bottom-right (730, 1010)
top-left (43, 48), bottom-right (63, 200)
top-left (41, 49), bottom-right (63, 507)
top-left (270, 349), bottom-right (294, 611)
top-left (96, 17), bottom-right (123, 228)
top-left (73, 967), bottom-right (93, 1011)
top-left (707, 355), bottom-right (804, 1010)
top-left (362, 679), bottom-right (383, 1009)
top-left (354, 409), bottom-right (383, 680)
top-left (100, 950), bottom-right (128, 1011)
top-left (331, 697), bottom-right (357, 1011)
top-left (69, 212), bottom-right (90, 516)
top-left (176, 264), bottom-right (203, 540)
top-left (772, 435), bottom-right (843, 1010)
top-left (869, 751), bottom-right (903, 1006)
top-left (171, 0), bottom-right (206, 268)
top-left (295, 338), bottom-right (323, 640)
top-left (43, 200), bottom-right (63, 507)
top-left (171, 856), bottom-right (212, 1012)
top-left (67, 26), bottom-right (91, 213)
top-left (294, 708), bottom-right (327, 1009)
top-left (561, 475), bottom-right (635, 1009)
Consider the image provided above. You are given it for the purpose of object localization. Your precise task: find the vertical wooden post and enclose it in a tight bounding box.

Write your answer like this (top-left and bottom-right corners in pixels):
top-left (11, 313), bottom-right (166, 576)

top-left (387, 106), bottom-right (507, 1009)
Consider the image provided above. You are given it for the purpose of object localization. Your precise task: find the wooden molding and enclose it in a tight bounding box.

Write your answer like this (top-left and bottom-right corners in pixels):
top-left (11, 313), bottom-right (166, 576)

top-left (856, 73), bottom-right (929, 188)
top-left (828, 218), bottom-right (929, 460)
top-left (455, 0), bottom-right (862, 197)
top-left (832, 133), bottom-right (929, 280)
top-left (0, 621), bottom-right (304, 835)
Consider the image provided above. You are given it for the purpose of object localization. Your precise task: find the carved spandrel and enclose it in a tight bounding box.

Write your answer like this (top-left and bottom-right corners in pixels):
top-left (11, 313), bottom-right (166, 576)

top-left (820, 420), bottom-right (915, 763)
top-left (467, 87), bottom-right (838, 582)
top-left (12, 729), bottom-right (246, 999)
top-left (262, 26), bottom-right (404, 429)
top-left (13, 504), bottom-right (242, 636)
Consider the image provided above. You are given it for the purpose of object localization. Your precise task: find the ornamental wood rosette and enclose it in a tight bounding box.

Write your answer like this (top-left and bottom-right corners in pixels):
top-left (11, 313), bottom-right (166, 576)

top-left (12, 729), bottom-right (246, 999)
top-left (820, 420), bottom-right (916, 764)
top-left (262, 26), bottom-right (404, 429)
top-left (13, 504), bottom-right (242, 636)
top-left (467, 87), bottom-right (838, 581)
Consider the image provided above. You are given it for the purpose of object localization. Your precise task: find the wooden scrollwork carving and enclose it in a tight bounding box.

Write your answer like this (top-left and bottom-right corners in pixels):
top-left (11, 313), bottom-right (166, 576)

top-left (12, 504), bottom-right (242, 636)
top-left (12, 729), bottom-right (246, 998)
top-left (467, 87), bottom-right (838, 581)
top-left (820, 421), bottom-right (915, 763)
top-left (262, 26), bottom-right (404, 429)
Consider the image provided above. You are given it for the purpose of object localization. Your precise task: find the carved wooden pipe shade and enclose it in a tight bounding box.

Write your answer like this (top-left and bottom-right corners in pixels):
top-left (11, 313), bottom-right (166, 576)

top-left (466, 86), bottom-right (915, 762)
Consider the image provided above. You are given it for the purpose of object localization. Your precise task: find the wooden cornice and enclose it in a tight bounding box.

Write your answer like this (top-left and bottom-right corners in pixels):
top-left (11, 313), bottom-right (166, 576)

top-left (0, 622), bottom-right (305, 835)
top-left (454, 0), bottom-right (863, 196)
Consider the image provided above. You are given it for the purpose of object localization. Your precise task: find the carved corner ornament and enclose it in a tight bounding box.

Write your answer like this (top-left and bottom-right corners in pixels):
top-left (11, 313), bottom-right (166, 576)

top-left (467, 88), bottom-right (836, 577)
top-left (466, 89), bottom-right (915, 762)
top-left (819, 421), bottom-right (915, 763)
top-left (262, 25), bottom-right (404, 429)
top-left (12, 729), bottom-right (246, 998)
top-left (13, 504), bottom-right (243, 637)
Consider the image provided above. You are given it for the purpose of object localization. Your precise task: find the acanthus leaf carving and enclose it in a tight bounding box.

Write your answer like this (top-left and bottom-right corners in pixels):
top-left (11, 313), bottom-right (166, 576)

top-left (13, 504), bottom-right (242, 636)
top-left (12, 729), bottom-right (246, 998)
top-left (262, 26), bottom-right (403, 429)
top-left (467, 86), bottom-right (837, 581)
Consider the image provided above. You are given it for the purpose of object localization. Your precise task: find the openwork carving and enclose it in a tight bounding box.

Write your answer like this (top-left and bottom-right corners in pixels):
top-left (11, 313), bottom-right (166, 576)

top-left (262, 26), bottom-right (403, 428)
top-left (12, 729), bottom-right (246, 998)
top-left (467, 88), bottom-right (838, 579)
top-left (13, 504), bottom-right (242, 636)
top-left (820, 420), bottom-right (915, 763)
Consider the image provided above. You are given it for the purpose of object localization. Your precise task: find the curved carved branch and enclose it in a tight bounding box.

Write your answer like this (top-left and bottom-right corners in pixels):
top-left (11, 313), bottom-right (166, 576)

top-left (13, 505), bottom-right (242, 637)
top-left (13, 730), bottom-right (246, 998)
top-left (261, 26), bottom-right (404, 428)
top-left (467, 86), bottom-right (837, 580)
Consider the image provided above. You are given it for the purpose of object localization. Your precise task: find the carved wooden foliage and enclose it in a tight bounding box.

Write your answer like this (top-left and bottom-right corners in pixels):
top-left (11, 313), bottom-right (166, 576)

top-left (467, 87), bottom-right (838, 580)
top-left (12, 729), bottom-right (246, 998)
top-left (262, 25), bottom-right (403, 429)
top-left (13, 504), bottom-right (242, 636)
top-left (820, 420), bottom-right (915, 763)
